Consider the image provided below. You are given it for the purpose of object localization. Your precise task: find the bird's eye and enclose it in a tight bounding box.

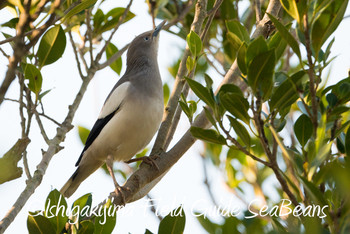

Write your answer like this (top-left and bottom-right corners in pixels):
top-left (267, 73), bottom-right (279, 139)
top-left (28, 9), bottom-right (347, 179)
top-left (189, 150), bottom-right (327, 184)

top-left (144, 37), bottom-right (149, 41)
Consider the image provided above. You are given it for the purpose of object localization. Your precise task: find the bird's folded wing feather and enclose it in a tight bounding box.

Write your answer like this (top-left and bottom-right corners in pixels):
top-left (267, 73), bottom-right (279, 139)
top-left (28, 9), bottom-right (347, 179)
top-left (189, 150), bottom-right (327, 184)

top-left (75, 81), bottom-right (131, 166)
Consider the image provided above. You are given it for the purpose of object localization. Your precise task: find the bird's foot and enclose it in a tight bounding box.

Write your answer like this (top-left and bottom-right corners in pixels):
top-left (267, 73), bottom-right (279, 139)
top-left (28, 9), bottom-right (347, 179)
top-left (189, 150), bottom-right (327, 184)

top-left (125, 155), bottom-right (159, 170)
top-left (113, 185), bottom-right (130, 206)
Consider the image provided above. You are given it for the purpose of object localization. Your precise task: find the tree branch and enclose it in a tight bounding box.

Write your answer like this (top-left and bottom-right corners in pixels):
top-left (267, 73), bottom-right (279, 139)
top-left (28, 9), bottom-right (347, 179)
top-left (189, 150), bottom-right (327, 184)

top-left (93, 0), bottom-right (282, 209)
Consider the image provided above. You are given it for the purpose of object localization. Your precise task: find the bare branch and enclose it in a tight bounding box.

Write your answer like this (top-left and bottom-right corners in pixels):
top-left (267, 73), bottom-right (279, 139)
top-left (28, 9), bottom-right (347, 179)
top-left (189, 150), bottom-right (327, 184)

top-left (69, 32), bottom-right (86, 79)
top-left (254, 0), bottom-right (262, 22)
top-left (95, 0), bottom-right (283, 209)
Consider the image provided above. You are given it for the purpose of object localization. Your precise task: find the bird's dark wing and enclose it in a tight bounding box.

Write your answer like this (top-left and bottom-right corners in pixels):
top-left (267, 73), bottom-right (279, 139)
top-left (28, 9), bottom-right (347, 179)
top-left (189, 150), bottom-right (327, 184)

top-left (75, 107), bottom-right (119, 166)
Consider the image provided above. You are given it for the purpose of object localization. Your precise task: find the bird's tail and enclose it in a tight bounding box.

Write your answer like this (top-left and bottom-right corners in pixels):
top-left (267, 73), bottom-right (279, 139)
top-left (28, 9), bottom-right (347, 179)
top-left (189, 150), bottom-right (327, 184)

top-left (60, 159), bottom-right (103, 198)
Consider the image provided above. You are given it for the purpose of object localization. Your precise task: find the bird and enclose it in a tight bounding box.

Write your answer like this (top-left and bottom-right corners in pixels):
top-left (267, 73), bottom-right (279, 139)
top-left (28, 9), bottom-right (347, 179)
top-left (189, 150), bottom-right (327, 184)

top-left (60, 20), bottom-right (166, 198)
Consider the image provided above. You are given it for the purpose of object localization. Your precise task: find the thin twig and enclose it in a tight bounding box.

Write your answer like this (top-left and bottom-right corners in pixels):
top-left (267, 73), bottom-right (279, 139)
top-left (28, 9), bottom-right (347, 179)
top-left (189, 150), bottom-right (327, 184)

top-left (38, 112), bottom-right (62, 126)
top-left (85, 9), bottom-right (94, 66)
top-left (68, 31), bottom-right (85, 79)
top-left (34, 110), bottom-right (50, 144)
top-left (0, 47), bottom-right (9, 58)
top-left (254, 0), bottom-right (262, 22)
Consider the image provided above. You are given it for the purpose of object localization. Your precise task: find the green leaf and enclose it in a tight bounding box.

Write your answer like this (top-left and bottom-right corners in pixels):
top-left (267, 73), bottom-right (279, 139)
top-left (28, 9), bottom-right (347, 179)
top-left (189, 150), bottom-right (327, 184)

top-left (185, 78), bottom-right (215, 108)
top-left (218, 84), bottom-right (244, 97)
top-left (204, 107), bottom-right (217, 127)
top-left (237, 42), bottom-right (247, 75)
top-left (247, 49), bottom-right (275, 99)
top-left (311, 0), bottom-right (348, 55)
top-left (186, 56), bottom-right (195, 71)
top-left (267, 13), bottom-right (301, 60)
top-left (79, 220), bottom-right (95, 234)
top-left (78, 126), bottom-right (90, 145)
top-left (179, 100), bottom-right (192, 122)
top-left (62, 0), bottom-right (98, 22)
top-left (280, 0), bottom-right (306, 24)
top-left (99, 8), bottom-right (135, 34)
top-left (227, 32), bottom-right (243, 51)
top-left (93, 9), bottom-right (105, 32)
top-left (94, 199), bottom-right (117, 234)
top-left (227, 116), bottom-right (250, 148)
top-left (226, 20), bottom-right (250, 43)
top-left (190, 127), bottom-right (226, 145)
top-left (24, 64), bottom-right (42, 96)
top-left (27, 214), bottom-right (55, 234)
top-left (0, 138), bottom-right (30, 184)
top-left (37, 25), bottom-right (66, 67)
top-left (219, 93), bottom-right (250, 124)
top-left (158, 206), bottom-right (186, 234)
top-left (163, 83), bottom-right (170, 105)
top-left (268, 30), bottom-right (288, 61)
top-left (294, 114), bottom-right (313, 147)
top-left (346, 126), bottom-right (350, 157)
top-left (246, 36), bottom-right (268, 66)
top-left (71, 193), bottom-right (92, 224)
top-left (45, 189), bottom-right (68, 234)
top-left (269, 70), bottom-right (305, 111)
top-left (106, 43), bottom-right (122, 75)
top-left (186, 30), bottom-right (202, 56)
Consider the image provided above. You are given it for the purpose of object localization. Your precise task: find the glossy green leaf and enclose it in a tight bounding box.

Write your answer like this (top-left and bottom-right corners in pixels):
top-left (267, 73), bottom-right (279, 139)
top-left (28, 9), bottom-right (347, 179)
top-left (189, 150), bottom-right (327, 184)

top-left (246, 36), bottom-right (268, 66)
top-left (78, 126), bottom-right (90, 145)
top-left (24, 64), bottom-right (42, 96)
top-left (99, 7), bottom-right (135, 33)
top-left (219, 93), bottom-right (250, 124)
top-left (37, 25), bottom-right (66, 67)
top-left (158, 206), bottom-right (186, 234)
top-left (237, 42), bottom-right (247, 75)
top-left (45, 189), bottom-right (68, 234)
top-left (79, 220), bottom-right (95, 234)
top-left (186, 78), bottom-right (215, 108)
top-left (218, 84), bottom-right (244, 97)
top-left (311, 0), bottom-right (348, 55)
top-left (269, 70), bottom-right (305, 111)
top-left (294, 114), bottom-right (313, 147)
top-left (227, 32), bottom-right (243, 51)
top-left (94, 199), bottom-right (117, 234)
top-left (227, 116), bottom-right (250, 147)
top-left (27, 214), bottom-right (55, 234)
top-left (190, 127), bottom-right (226, 145)
top-left (62, 0), bottom-right (98, 22)
top-left (247, 49), bottom-right (275, 99)
top-left (268, 30), bottom-right (288, 61)
top-left (186, 30), bottom-right (202, 56)
top-left (280, 0), bottom-right (306, 24)
top-left (106, 43), bottom-right (122, 75)
top-left (179, 100), bottom-right (192, 121)
top-left (71, 193), bottom-right (92, 224)
top-left (226, 20), bottom-right (250, 43)
top-left (267, 13), bottom-right (301, 60)
top-left (346, 126), bottom-right (350, 157)
top-left (186, 56), bottom-right (195, 71)
top-left (93, 9), bottom-right (105, 32)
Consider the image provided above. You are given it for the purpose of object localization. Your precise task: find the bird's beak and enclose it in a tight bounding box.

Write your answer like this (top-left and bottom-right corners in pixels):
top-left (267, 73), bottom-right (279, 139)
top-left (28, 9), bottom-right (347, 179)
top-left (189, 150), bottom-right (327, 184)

top-left (152, 20), bottom-right (166, 38)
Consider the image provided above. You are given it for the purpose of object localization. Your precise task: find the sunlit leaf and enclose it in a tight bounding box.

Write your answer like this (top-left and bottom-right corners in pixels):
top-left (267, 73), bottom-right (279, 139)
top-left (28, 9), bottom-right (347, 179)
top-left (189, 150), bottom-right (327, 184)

top-left (106, 43), bottom-right (122, 75)
top-left (186, 30), bottom-right (202, 56)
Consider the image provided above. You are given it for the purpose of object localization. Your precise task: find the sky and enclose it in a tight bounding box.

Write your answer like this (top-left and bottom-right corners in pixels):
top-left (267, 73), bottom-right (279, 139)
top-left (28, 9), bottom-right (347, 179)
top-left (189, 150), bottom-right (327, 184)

top-left (0, 1), bottom-right (349, 233)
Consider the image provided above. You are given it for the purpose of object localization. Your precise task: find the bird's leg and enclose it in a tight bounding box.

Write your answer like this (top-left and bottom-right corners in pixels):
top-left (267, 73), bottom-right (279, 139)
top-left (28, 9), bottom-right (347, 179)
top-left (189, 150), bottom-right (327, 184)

top-left (106, 155), bottom-right (126, 205)
top-left (125, 155), bottom-right (159, 170)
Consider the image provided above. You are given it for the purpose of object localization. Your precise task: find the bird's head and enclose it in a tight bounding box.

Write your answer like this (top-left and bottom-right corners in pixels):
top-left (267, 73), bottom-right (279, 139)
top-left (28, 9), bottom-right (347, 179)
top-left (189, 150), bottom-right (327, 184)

top-left (126, 20), bottom-right (166, 69)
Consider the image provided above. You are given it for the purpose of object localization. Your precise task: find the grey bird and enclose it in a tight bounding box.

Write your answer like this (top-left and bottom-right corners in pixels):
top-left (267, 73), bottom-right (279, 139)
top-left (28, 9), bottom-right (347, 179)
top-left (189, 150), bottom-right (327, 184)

top-left (60, 21), bottom-right (166, 198)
